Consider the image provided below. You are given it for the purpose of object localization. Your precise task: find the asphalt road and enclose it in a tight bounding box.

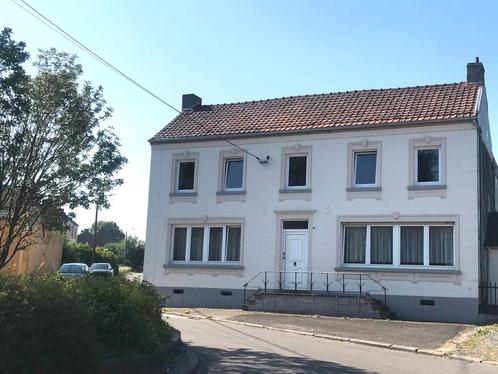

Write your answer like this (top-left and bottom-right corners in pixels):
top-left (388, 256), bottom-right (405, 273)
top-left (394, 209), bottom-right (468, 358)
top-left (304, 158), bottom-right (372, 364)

top-left (166, 314), bottom-right (496, 374)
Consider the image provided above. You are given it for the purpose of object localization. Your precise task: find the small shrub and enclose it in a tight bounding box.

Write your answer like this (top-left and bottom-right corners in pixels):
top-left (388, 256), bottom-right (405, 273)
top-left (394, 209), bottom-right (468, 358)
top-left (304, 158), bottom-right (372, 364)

top-left (0, 274), bottom-right (101, 373)
top-left (0, 274), bottom-right (171, 373)
top-left (65, 277), bottom-right (171, 358)
top-left (61, 240), bottom-right (88, 264)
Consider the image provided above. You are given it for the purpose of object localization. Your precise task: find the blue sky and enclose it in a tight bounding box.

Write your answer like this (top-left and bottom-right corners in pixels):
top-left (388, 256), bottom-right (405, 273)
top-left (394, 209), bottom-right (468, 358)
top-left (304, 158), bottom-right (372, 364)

top-left (2, 0), bottom-right (498, 238)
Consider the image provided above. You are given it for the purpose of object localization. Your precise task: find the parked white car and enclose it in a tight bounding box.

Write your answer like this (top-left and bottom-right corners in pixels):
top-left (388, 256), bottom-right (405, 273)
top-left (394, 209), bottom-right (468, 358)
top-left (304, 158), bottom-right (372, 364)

top-left (59, 263), bottom-right (89, 277)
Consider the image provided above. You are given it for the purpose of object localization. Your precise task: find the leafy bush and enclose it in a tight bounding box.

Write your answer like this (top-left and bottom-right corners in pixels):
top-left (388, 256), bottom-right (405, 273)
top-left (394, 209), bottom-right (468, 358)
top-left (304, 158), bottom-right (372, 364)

top-left (64, 276), bottom-right (170, 357)
top-left (0, 274), bottom-right (100, 373)
top-left (61, 240), bottom-right (88, 264)
top-left (104, 241), bottom-right (126, 263)
top-left (125, 237), bottom-right (145, 271)
top-left (0, 274), bottom-right (171, 373)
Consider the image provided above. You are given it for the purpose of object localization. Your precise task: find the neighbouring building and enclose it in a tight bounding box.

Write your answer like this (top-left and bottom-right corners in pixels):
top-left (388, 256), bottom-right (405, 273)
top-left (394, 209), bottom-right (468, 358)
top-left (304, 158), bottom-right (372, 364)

top-left (2, 228), bottom-right (64, 275)
top-left (65, 217), bottom-right (79, 242)
top-left (144, 59), bottom-right (498, 322)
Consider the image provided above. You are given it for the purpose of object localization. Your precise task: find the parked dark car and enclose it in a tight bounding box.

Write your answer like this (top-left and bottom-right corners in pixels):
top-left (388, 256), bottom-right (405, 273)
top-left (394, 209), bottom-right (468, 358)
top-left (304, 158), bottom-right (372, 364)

top-left (90, 263), bottom-right (114, 277)
top-left (59, 263), bottom-right (89, 277)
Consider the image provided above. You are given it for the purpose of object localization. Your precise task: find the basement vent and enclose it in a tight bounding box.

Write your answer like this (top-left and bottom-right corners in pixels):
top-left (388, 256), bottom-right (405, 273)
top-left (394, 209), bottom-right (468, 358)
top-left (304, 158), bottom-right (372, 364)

top-left (420, 299), bottom-right (435, 306)
top-left (220, 290), bottom-right (232, 296)
top-left (173, 289), bottom-right (184, 294)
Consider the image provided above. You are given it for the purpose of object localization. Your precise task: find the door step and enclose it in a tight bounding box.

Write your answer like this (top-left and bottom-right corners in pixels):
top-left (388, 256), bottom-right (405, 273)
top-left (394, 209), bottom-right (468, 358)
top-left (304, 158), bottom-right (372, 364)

top-left (244, 291), bottom-right (392, 319)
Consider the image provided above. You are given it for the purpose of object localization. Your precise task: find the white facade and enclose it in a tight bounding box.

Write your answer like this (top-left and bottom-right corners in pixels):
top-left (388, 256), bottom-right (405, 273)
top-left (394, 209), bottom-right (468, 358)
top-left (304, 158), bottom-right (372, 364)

top-left (145, 121), bottom-right (483, 320)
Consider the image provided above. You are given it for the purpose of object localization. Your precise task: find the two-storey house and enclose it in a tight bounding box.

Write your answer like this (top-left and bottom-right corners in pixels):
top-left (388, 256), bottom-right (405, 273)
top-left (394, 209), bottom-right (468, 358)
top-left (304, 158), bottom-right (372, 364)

top-left (144, 59), bottom-right (497, 322)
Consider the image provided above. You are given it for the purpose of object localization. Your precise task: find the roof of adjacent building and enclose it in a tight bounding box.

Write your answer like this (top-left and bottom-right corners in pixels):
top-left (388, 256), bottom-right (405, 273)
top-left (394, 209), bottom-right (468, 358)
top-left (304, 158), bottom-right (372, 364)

top-left (150, 82), bottom-right (482, 143)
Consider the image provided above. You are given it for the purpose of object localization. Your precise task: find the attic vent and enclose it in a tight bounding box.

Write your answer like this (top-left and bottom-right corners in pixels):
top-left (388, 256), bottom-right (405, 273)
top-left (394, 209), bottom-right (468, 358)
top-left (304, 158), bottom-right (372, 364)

top-left (173, 289), bottom-right (184, 294)
top-left (220, 290), bottom-right (232, 296)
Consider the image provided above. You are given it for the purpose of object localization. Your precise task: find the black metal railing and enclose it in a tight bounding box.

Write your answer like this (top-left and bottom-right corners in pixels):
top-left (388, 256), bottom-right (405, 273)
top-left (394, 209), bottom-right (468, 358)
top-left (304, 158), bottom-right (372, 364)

top-left (242, 270), bottom-right (388, 307)
top-left (479, 282), bottom-right (498, 314)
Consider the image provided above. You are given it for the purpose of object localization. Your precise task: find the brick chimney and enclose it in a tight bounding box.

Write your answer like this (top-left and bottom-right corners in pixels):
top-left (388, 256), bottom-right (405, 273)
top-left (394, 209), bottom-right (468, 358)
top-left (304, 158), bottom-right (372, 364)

top-left (182, 94), bottom-right (202, 112)
top-left (467, 57), bottom-right (485, 84)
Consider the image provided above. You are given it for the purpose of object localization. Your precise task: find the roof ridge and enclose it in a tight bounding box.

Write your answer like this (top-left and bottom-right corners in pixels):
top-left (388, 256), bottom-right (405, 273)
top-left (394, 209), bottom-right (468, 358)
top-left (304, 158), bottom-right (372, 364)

top-left (206, 82), bottom-right (471, 108)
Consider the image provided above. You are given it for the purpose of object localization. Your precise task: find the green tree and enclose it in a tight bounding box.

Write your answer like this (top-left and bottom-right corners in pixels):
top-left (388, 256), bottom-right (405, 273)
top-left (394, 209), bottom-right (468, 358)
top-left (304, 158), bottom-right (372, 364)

top-left (0, 29), bottom-right (127, 270)
top-left (77, 221), bottom-right (125, 247)
top-left (124, 236), bottom-right (145, 271)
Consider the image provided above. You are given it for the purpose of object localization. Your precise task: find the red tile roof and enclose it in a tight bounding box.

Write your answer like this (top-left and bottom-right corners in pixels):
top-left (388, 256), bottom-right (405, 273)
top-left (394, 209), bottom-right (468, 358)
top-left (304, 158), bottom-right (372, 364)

top-left (150, 82), bottom-right (481, 143)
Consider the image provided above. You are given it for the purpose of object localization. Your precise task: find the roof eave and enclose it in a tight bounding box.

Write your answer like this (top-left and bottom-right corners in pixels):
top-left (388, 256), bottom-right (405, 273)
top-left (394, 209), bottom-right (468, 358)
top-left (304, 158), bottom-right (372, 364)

top-left (148, 116), bottom-right (477, 145)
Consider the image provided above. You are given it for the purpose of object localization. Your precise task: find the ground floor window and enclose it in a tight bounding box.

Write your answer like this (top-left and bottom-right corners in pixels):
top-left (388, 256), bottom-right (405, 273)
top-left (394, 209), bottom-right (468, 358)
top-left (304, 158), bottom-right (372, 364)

top-left (343, 223), bottom-right (454, 267)
top-left (172, 224), bottom-right (242, 263)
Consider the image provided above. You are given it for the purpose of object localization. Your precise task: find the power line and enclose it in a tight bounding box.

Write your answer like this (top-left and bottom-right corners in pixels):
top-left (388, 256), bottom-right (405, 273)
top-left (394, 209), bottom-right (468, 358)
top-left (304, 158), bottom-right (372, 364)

top-left (11, 0), bottom-right (267, 163)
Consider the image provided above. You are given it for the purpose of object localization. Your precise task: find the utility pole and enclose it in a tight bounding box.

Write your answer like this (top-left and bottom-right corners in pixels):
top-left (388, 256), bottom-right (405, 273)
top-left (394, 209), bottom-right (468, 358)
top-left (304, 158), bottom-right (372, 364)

top-left (124, 230), bottom-right (127, 266)
top-left (92, 205), bottom-right (98, 263)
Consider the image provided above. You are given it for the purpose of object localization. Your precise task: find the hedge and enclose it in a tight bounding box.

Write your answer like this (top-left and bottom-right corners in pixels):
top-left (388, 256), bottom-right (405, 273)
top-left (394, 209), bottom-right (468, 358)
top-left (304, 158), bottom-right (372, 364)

top-left (0, 274), bottom-right (171, 373)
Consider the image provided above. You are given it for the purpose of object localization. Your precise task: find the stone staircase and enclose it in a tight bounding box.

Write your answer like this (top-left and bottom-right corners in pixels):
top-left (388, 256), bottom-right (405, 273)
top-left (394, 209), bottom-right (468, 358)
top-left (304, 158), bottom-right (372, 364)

top-left (242, 290), bottom-right (394, 319)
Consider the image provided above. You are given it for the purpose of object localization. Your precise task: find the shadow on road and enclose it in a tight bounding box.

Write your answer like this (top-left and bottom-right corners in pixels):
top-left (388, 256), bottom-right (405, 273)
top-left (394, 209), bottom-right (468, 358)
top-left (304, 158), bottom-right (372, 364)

top-left (192, 346), bottom-right (374, 373)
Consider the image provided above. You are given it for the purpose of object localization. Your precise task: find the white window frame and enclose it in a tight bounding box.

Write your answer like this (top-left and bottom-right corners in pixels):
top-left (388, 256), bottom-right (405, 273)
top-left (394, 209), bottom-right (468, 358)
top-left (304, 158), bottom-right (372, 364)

top-left (176, 160), bottom-right (196, 192)
top-left (281, 145), bottom-right (312, 190)
top-left (223, 158), bottom-right (244, 192)
top-left (347, 141), bottom-right (382, 195)
top-left (342, 222), bottom-right (455, 269)
top-left (170, 152), bottom-right (199, 195)
top-left (217, 150), bottom-right (247, 200)
top-left (409, 137), bottom-right (446, 188)
top-left (353, 150), bottom-right (378, 187)
top-left (414, 147), bottom-right (441, 186)
top-left (170, 223), bottom-right (243, 264)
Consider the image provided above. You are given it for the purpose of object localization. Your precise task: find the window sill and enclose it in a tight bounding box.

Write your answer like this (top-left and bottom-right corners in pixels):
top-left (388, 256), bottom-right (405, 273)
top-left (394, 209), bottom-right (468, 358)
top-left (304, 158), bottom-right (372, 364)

top-left (407, 185), bottom-right (446, 191)
top-left (169, 192), bottom-right (197, 204)
top-left (279, 188), bottom-right (312, 201)
top-left (335, 266), bottom-right (460, 275)
top-left (347, 187), bottom-right (381, 192)
top-left (346, 187), bottom-right (382, 200)
top-left (407, 184), bottom-right (446, 199)
top-left (216, 190), bottom-right (246, 203)
top-left (164, 263), bottom-right (244, 270)
top-left (216, 191), bottom-right (246, 195)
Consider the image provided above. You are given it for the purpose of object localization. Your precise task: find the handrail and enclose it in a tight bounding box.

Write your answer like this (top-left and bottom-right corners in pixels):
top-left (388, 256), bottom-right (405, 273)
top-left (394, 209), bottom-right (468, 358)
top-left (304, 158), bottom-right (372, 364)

top-left (242, 271), bottom-right (262, 287)
top-left (241, 270), bottom-right (389, 307)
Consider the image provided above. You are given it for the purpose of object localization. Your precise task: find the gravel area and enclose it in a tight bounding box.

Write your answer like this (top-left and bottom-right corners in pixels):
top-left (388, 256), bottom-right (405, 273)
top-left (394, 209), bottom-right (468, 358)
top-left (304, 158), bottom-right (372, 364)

top-left (453, 324), bottom-right (498, 361)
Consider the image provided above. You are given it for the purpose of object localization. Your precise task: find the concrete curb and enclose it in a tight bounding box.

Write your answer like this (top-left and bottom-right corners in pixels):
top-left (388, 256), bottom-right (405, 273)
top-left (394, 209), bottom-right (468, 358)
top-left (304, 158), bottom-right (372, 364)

top-left (164, 312), bottom-right (498, 367)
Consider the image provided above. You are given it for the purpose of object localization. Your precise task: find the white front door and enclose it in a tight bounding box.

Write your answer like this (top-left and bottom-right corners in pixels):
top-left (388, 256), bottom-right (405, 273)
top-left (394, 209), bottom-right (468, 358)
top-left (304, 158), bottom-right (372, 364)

top-left (282, 230), bottom-right (308, 290)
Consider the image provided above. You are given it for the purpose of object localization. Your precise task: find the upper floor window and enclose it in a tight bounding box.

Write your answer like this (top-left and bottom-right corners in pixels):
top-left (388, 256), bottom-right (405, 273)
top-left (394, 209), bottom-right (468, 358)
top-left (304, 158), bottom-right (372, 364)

top-left (416, 148), bottom-right (440, 184)
top-left (409, 137), bottom-right (446, 192)
top-left (279, 145), bottom-right (312, 197)
top-left (347, 141), bottom-right (382, 198)
top-left (170, 152), bottom-right (199, 200)
top-left (224, 158), bottom-right (244, 190)
top-left (177, 160), bottom-right (196, 191)
top-left (287, 155), bottom-right (307, 188)
top-left (354, 151), bottom-right (377, 186)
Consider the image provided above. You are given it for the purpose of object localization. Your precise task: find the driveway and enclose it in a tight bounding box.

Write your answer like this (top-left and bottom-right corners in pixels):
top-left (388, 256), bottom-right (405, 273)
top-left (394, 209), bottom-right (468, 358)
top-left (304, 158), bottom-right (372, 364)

top-left (165, 308), bottom-right (469, 349)
top-left (167, 315), bottom-right (495, 373)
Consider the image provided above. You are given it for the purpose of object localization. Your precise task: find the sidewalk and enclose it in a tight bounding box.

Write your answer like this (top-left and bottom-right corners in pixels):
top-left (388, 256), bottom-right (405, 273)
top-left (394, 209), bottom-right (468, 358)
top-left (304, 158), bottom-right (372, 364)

top-left (163, 307), bottom-right (470, 350)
